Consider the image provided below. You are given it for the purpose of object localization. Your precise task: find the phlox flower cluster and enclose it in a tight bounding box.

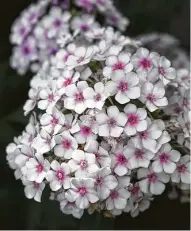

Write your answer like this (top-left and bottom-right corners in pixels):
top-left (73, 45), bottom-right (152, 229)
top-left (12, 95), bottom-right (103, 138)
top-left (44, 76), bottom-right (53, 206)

top-left (138, 32), bottom-right (190, 203)
top-left (10, 0), bottom-right (129, 75)
top-left (6, 26), bottom-right (190, 219)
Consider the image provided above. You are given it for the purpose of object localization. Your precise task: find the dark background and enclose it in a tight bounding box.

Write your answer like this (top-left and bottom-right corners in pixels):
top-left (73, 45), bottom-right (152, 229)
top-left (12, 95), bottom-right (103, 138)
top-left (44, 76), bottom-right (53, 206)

top-left (0, 0), bottom-right (190, 230)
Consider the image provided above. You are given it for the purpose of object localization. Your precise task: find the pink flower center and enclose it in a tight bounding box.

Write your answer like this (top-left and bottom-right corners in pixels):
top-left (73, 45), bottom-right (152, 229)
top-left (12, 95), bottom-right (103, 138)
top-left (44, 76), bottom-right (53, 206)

top-left (131, 186), bottom-right (139, 195)
top-left (159, 152), bottom-right (169, 163)
top-left (77, 57), bottom-right (84, 63)
top-left (50, 116), bottom-right (59, 126)
top-left (63, 52), bottom-right (71, 62)
top-left (139, 131), bottom-right (148, 140)
top-left (94, 93), bottom-right (101, 101)
top-left (148, 173), bottom-right (158, 183)
top-left (34, 182), bottom-right (40, 190)
top-left (19, 27), bottom-right (26, 35)
top-left (112, 61), bottom-right (125, 71)
top-left (80, 126), bottom-right (92, 136)
top-left (140, 58), bottom-right (151, 70)
top-left (116, 153), bottom-right (128, 166)
top-left (75, 92), bottom-right (84, 102)
top-left (108, 118), bottom-right (117, 127)
top-left (56, 169), bottom-right (65, 181)
top-left (48, 94), bottom-right (54, 102)
top-left (134, 149), bottom-right (144, 159)
top-left (146, 93), bottom-right (156, 103)
top-left (54, 19), bottom-right (62, 27)
top-left (63, 77), bottom-right (72, 87)
top-left (177, 164), bottom-right (187, 173)
top-left (77, 186), bottom-right (88, 196)
top-left (94, 152), bottom-right (100, 160)
top-left (183, 98), bottom-right (189, 107)
top-left (127, 114), bottom-right (139, 127)
top-left (36, 163), bottom-right (44, 173)
top-left (110, 190), bottom-right (119, 199)
top-left (95, 177), bottom-right (104, 186)
top-left (23, 46), bottom-right (31, 55)
top-left (158, 67), bottom-right (165, 75)
top-left (117, 81), bottom-right (128, 92)
top-left (62, 139), bottom-right (72, 149)
top-left (80, 160), bottom-right (88, 169)
top-left (81, 24), bottom-right (89, 32)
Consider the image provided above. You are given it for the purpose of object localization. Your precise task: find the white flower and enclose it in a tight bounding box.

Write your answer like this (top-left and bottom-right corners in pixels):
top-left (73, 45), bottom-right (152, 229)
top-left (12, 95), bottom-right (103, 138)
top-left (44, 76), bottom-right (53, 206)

top-left (60, 199), bottom-right (84, 219)
top-left (66, 178), bottom-right (99, 209)
top-left (64, 81), bottom-right (89, 114)
top-left (148, 55), bottom-right (176, 85)
top-left (83, 82), bottom-right (109, 110)
top-left (23, 153), bottom-right (50, 183)
top-left (56, 70), bottom-right (80, 95)
top-left (32, 129), bottom-right (55, 154)
top-left (91, 167), bottom-right (118, 200)
top-left (140, 81), bottom-right (168, 112)
top-left (15, 145), bottom-right (35, 168)
top-left (21, 120), bottom-right (37, 146)
top-left (131, 48), bottom-right (153, 72)
top-left (23, 88), bottom-right (39, 115)
top-left (38, 80), bottom-right (61, 113)
top-left (106, 72), bottom-right (140, 104)
top-left (40, 108), bottom-right (65, 134)
top-left (138, 167), bottom-right (170, 195)
top-left (55, 43), bottom-right (76, 69)
top-left (84, 140), bottom-right (111, 167)
top-left (111, 144), bottom-right (132, 176)
top-left (123, 104), bottom-right (147, 136)
top-left (152, 143), bottom-right (180, 174)
top-left (124, 139), bottom-right (155, 169)
top-left (71, 14), bottom-right (99, 32)
top-left (54, 131), bottom-right (78, 159)
top-left (46, 160), bottom-right (71, 191)
top-left (68, 150), bottom-right (99, 177)
top-left (103, 52), bottom-right (133, 79)
top-left (66, 46), bottom-right (95, 70)
top-left (96, 106), bottom-right (127, 137)
top-left (60, 113), bottom-right (80, 134)
top-left (133, 120), bottom-right (162, 153)
top-left (171, 155), bottom-right (190, 184)
top-left (74, 120), bottom-right (97, 144)
top-left (105, 186), bottom-right (130, 210)
top-left (23, 180), bottom-right (45, 202)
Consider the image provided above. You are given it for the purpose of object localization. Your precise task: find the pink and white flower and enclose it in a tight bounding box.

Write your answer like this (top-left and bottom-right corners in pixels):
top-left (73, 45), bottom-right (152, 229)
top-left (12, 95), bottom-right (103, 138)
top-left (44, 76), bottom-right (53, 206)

top-left (32, 129), bottom-right (55, 154)
top-left (103, 52), bottom-right (133, 79)
top-left (46, 160), bottom-right (71, 191)
top-left (54, 131), bottom-right (78, 159)
top-left (15, 145), bottom-right (35, 168)
top-left (140, 81), bottom-right (168, 112)
top-left (23, 180), bottom-right (45, 202)
top-left (148, 55), bottom-right (176, 85)
top-left (124, 139), bottom-right (155, 169)
top-left (131, 48), bottom-right (153, 72)
top-left (123, 104), bottom-right (147, 136)
top-left (84, 140), bottom-right (111, 167)
top-left (152, 144), bottom-right (180, 174)
top-left (23, 153), bottom-right (50, 183)
top-left (71, 14), bottom-right (98, 32)
top-left (138, 167), bottom-right (170, 195)
top-left (91, 167), bottom-right (118, 200)
top-left (106, 186), bottom-right (130, 210)
top-left (111, 144), bottom-right (132, 176)
top-left (68, 150), bottom-right (99, 177)
top-left (83, 82), bottom-right (109, 110)
top-left (106, 72), bottom-right (140, 104)
top-left (66, 178), bottom-right (99, 209)
top-left (64, 81), bottom-right (89, 114)
top-left (96, 106), bottom-right (127, 137)
top-left (171, 155), bottom-right (190, 184)
top-left (40, 108), bottom-right (65, 134)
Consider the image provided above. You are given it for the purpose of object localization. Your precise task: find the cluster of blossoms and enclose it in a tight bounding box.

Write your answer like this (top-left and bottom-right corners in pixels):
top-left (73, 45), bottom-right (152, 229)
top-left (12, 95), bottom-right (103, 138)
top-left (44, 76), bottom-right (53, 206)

top-left (138, 32), bottom-right (190, 203)
top-left (6, 24), bottom-right (190, 219)
top-left (10, 0), bottom-right (129, 75)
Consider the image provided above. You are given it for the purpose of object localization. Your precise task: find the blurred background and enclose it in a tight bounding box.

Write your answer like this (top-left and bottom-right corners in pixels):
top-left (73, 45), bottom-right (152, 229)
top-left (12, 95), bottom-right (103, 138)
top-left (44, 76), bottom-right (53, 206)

top-left (0, 0), bottom-right (190, 229)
